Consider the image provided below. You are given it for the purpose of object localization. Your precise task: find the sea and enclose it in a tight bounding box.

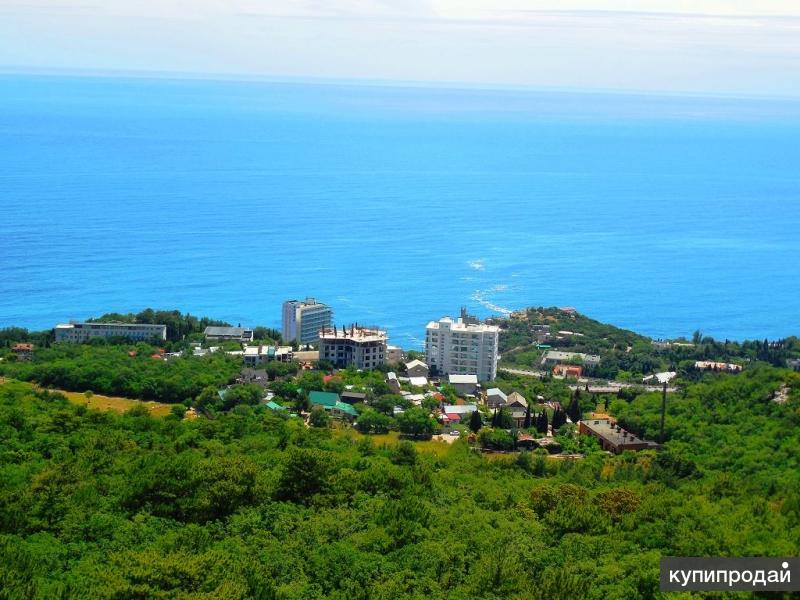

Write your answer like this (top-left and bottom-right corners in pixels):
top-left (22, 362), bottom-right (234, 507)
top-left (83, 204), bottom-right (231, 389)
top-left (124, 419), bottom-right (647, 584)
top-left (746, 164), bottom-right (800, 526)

top-left (1, 72), bottom-right (799, 348)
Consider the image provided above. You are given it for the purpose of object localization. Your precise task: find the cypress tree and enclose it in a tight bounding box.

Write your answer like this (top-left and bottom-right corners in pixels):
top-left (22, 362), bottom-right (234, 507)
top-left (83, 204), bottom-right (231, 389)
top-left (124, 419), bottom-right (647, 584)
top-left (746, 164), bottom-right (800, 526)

top-left (536, 410), bottom-right (549, 434)
top-left (567, 396), bottom-right (581, 424)
top-left (469, 410), bottom-right (482, 433)
top-left (523, 405), bottom-right (532, 429)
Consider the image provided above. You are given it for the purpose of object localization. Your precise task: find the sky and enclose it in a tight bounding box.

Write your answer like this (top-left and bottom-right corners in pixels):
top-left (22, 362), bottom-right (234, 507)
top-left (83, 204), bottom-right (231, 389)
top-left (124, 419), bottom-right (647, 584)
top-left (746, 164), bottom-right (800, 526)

top-left (1, 0), bottom-right (800, 96)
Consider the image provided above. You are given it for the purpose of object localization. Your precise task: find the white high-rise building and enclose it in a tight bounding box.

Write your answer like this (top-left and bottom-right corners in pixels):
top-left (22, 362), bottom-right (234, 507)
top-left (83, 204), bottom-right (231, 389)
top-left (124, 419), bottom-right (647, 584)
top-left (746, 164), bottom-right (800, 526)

top-left (282, 298), bottom-right (333, 345)
top-left (425, 313), bottom-right (499, 381)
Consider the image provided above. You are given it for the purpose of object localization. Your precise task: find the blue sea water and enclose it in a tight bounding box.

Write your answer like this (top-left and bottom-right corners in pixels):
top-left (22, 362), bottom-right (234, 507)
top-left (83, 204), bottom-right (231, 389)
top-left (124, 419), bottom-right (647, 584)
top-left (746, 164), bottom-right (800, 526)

top-left (1, 73), bottom-right (799, 348)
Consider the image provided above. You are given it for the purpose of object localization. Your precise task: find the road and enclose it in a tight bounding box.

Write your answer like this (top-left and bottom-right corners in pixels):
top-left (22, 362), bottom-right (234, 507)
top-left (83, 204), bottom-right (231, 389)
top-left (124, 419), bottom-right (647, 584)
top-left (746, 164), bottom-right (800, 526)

top-left (499, 367), bottom-right (678, 393)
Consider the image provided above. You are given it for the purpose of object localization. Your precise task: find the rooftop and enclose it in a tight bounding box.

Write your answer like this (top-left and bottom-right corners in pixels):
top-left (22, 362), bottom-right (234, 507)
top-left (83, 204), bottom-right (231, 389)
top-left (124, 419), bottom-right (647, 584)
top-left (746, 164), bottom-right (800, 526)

top-left (204, 326), bottom-right (251, 336)
top-left (443, 404), bottom-right (478, 414)
top-left (56, 322), bottom-right (166, 330)
top-left (319, 325), bottom-right (387, 342)
top-left (244, 345), bottom-right (293, 357)
top-left (426, 316), bottom-right (500, 333)
top-left (309, 390), bottom-right (340, 406)
top-left (449, 374), bottom-right (478, 385)
top-left (405, 359), bottom-right (428, 370)
top-left (580, 419), bottom-right (659, 450)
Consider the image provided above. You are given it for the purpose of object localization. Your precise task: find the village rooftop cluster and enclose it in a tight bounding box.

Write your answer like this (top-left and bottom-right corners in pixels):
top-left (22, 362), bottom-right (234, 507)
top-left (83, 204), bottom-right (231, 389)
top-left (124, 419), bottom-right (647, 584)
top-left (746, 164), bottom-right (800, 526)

top-left (40, 300), bottom-right (675, 455)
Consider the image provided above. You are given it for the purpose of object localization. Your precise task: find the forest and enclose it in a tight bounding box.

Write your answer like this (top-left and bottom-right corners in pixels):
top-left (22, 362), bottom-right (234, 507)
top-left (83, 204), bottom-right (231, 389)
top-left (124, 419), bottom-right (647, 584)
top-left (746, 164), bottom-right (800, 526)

top-left (1, 364), bottom-right (799, 599)
top-left (0, 343), bottom-right (240, 404)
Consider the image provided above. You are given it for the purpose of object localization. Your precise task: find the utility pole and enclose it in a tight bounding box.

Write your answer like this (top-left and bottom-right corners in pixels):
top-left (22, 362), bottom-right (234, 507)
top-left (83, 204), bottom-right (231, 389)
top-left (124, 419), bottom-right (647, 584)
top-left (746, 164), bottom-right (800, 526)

top-left (659, 381), bottom-right (667, 443)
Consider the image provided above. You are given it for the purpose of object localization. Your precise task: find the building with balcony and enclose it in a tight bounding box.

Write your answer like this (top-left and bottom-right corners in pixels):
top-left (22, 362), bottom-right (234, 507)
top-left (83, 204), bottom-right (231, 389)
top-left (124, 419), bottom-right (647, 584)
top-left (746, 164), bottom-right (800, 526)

top-left (318, 324), bottom-right (387, 370)
top-left (282, 298), bottom-right (333, 345)
top-left (242, 345), bottom-right (294, 367)
top-left (55, 322), bottom-right (167, 343)
top-left (425, 312), bottom-right (499, 381)
top-left (204, 326), bottom-right (254, 343)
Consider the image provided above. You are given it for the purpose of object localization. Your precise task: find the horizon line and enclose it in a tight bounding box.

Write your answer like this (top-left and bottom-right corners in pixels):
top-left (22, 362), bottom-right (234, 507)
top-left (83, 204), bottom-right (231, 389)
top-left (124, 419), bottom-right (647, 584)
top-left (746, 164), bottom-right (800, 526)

top-left (3, 64), bottom-right (800, 104)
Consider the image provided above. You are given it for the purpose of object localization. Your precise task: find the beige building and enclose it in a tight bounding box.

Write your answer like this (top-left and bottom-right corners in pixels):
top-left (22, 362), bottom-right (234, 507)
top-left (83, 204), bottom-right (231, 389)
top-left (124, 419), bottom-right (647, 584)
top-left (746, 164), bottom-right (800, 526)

top-left (425, 315), bottom-right (499, 381)
top-left (386, 345), bottom-right (404, 363)
top-left (319, 325), bottom-right (387, 370)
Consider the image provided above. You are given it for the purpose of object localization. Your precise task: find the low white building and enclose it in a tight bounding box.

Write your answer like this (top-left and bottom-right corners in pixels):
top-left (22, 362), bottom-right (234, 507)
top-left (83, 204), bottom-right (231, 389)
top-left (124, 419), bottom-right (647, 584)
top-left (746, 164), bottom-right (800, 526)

top-left (55, 322), bottom-right (167, 343)
top-left (204, 326), bottom-right (254, 343)
top-left (540, 350), bottom-right (600, 367)
top-left (243, 345), bottom-right (294, 367)
top-left (408, 376), bottom-right (429, 388)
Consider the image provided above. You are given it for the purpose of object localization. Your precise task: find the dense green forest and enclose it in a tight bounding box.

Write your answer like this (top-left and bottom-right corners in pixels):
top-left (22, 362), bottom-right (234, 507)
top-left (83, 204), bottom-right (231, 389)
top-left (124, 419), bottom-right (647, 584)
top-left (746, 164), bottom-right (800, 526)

top-left (0, 344), bottom-right (240, 404)
top-left (1, 364), bottom-right (799, 599)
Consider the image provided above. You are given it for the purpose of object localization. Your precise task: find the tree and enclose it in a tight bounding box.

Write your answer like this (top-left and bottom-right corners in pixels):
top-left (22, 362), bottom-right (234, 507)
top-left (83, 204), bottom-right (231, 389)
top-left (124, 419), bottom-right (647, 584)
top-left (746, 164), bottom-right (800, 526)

top-left (194, 385), bottom-right (221, 412)
top-left (355, 408), bottom-right (392, 434)
top-left (536, 410), bottom-right (549, 434)
top-left (274, 447), bottom-right (333, 505)
top-left (523, 405), bottom-right (532, 429)
top-left (396, 407), bottom-right (436, 437)
top-left (469, 410), bottom-right (483, 433)
top-left (309, 406), bottom-right (330, 428)
top-left (496, 407), bottom-right (513, 429)
top-left (551, 408), bottom-right (567, 430)
top-left (567, 396), bottom-right (582, 424)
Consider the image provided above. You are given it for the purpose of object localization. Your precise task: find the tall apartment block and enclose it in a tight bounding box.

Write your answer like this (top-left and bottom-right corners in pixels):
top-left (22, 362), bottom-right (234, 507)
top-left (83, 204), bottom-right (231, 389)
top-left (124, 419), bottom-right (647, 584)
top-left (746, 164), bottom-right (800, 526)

top-left (319, 325), bottom-right (387, 369)
top-left (282, 298), bottom-right (333, 345)
top-left (425, 311), bottom-right (499, 381)
top-left (54, 322), bottom-right (167, 343)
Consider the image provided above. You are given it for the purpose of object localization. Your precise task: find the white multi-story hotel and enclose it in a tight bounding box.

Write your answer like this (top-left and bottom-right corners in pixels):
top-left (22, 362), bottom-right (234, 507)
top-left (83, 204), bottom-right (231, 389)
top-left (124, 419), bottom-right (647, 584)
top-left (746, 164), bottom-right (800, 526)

top-left (54, 322), bottom-right (167, 343)
top-left (425, 313), bottom-right (499, 381)
top-left (319, 325), bottom-right (387, 370)
top-left (282, 298), bottom-right (333, 345)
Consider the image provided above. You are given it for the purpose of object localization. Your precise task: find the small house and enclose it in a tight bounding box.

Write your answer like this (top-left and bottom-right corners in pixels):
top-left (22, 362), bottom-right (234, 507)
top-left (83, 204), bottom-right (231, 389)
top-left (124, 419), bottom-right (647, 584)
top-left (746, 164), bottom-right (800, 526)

top-left (405, 359), bottom-right (429, 378)
top-left (448, 374), bottom-right (478, 396)
top-left (485, 387), bottom-right (508, 408)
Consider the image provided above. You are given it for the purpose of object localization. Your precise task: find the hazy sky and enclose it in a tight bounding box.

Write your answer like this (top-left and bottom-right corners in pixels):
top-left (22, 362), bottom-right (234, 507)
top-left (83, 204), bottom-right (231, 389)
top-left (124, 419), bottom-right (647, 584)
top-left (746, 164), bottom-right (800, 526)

top-left (1, 0), bottom-right (799, 96)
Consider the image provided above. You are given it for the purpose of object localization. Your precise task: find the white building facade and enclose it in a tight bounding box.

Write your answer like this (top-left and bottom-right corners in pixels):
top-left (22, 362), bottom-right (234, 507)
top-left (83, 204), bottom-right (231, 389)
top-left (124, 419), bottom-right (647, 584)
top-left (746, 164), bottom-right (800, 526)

top-left (282, 298), bottom-right (333, 345)
top-left (55, 322), bottom-right (167, 343)
top-left (425, 316), bottom-right (499, 381)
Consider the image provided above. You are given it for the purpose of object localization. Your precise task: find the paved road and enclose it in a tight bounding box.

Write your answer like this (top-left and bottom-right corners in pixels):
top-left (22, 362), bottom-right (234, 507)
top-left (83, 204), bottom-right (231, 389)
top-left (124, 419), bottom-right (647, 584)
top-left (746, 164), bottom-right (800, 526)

top-left (499, 367), bottom-right (678, 393)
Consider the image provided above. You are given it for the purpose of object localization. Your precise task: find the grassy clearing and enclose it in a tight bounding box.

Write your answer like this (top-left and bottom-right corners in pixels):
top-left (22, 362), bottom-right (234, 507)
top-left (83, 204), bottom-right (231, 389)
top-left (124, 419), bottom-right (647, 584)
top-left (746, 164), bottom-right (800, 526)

top-left (0, 378), bottom-right (173, 417)
top-left (334, 429), bottom-right (456, 457)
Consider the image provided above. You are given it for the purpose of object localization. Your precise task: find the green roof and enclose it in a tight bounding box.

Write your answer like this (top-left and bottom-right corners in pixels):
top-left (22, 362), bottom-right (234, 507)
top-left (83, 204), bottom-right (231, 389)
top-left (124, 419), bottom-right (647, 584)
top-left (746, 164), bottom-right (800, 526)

top-left (309, 390), bottom-right (340, 407)
top-left (265, 401), bottom-right (287, 411)
top-left (329, 401), bottom-right (358, 417)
